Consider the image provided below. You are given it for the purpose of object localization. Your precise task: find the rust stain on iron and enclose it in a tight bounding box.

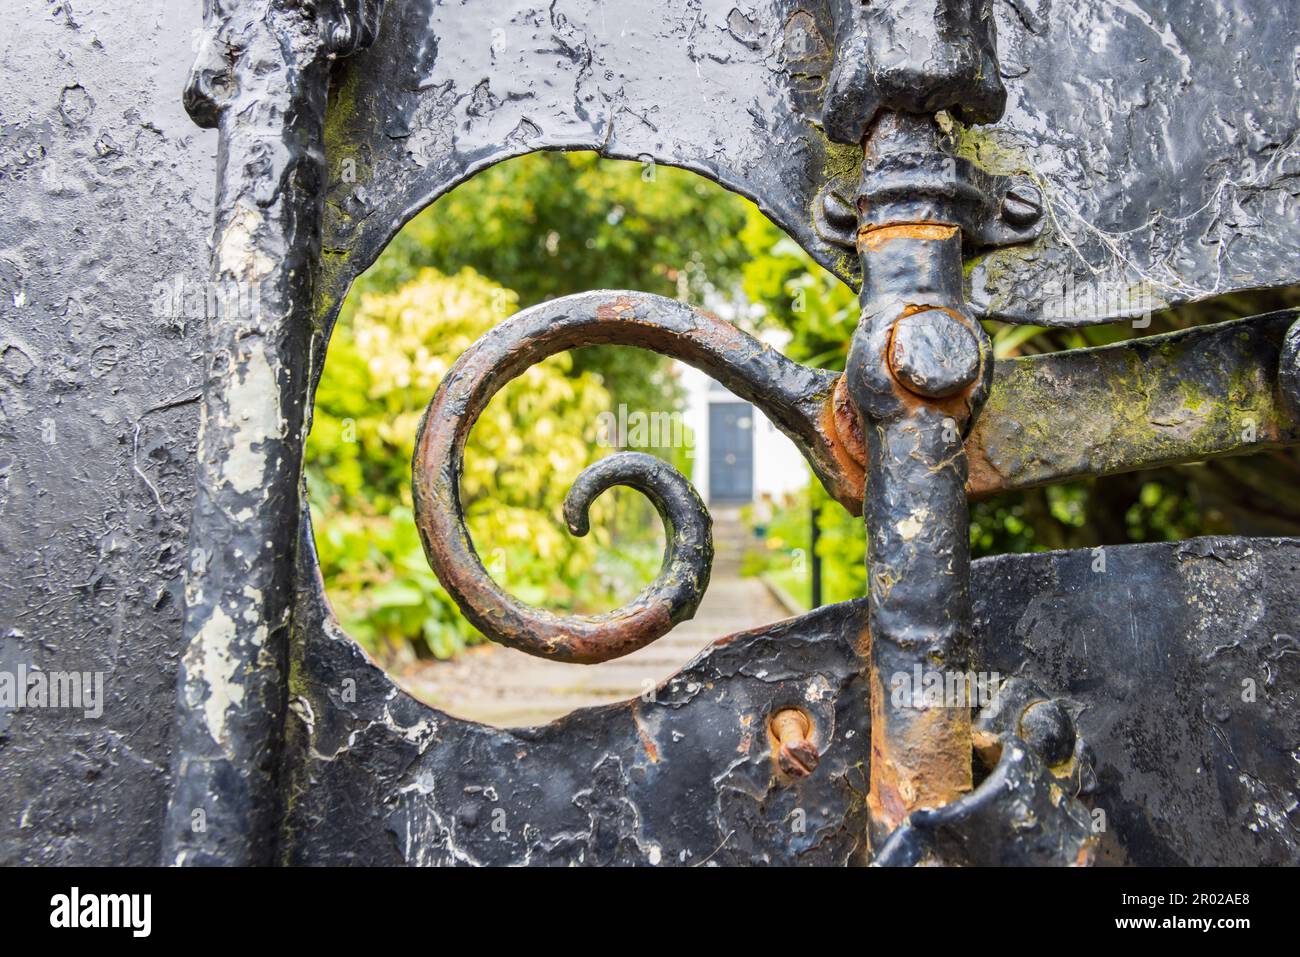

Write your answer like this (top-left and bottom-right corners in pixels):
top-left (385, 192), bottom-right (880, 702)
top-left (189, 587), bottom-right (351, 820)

top-left (769, 707), bottom-right (820, 779)
top-left (857, 222), bottom-right (960, 251)
top-left (596, 295), bottom-right (638, 320)
top-left (633, 704), bottom-right (660, 764)
top-left (830, 375), bottom-right (867, 468)
top-left (866, 668), bottom-right (973, 835)
top-left (965, 440), bottom-right (1003, 498)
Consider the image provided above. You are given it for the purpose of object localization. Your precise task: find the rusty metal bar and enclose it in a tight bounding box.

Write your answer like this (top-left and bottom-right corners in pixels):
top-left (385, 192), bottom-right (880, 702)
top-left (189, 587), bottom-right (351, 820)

top-left (847, 114), bottom-right (993, 839)
top-left (819, 311), bottom-right (1300, 508)
top-left (968, 311), bottom-right (1300, 496)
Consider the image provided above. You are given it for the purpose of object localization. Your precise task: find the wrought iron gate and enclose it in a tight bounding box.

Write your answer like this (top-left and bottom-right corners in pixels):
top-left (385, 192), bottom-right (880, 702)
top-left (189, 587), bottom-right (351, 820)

top-left (20, 0), bottom-right (1292, 866)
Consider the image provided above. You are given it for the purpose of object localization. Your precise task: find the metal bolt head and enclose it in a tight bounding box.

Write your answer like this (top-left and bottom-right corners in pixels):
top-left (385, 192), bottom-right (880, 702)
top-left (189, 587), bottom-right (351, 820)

top-left (1001, 181), bottom-right (1043, 227)
top-left (821, 188), bottom-right (857, 232)
top-left (889, 309), bottom-right (981, 398)
top-left (1019, 699), bottom-right (1076, 767)
top-left (779, 739), bottom-right (820, 778)
top-left (771, 708), bottom-right (819, 778)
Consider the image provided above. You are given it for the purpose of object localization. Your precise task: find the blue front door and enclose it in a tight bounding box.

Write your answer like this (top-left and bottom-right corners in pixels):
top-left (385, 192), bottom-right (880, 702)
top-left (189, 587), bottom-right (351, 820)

top-left (709, 402), bottom-right (753, 503)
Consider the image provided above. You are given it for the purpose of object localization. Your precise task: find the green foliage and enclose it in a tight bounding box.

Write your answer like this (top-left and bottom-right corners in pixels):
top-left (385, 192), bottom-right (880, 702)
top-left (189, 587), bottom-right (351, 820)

top-left (358, 151), bottom-right (751, 412)
top-left (741, 479), bottom-right (864, 610)
top-left (366, 151), bottom-right (746, 305)
top-left (740, 208), bottom-right (857, 369)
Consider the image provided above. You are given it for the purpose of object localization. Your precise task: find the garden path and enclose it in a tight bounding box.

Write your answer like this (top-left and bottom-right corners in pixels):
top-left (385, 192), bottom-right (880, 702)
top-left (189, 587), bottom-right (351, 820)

top-left (396, 509), bottom-right (792, 727)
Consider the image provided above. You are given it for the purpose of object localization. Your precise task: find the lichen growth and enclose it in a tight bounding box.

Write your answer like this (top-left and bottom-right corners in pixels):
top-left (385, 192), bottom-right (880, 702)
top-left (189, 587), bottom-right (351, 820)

top-left (316, 66), bottom-right (366, 326)
top-left (821, 138), bottom-right (863, 182)
top-left (974, 320), bottom-right (1294, 489)
top-left (952, 122), bottom-right (1034, 176)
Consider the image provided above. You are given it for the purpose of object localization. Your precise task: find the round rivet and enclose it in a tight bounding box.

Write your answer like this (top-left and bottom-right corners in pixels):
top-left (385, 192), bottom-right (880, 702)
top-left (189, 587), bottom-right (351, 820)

top-left (889, 309), bottom-right (980, 398)
top-left (1019, 699), bottom-right (1075, 767)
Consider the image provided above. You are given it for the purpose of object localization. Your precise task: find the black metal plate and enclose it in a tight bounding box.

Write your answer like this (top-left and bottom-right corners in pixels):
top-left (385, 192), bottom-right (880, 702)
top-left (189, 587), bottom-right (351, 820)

top-left (318, 0), bottom-right (1300, 330)
top-left (285, 532), bottom-right (1300, 865)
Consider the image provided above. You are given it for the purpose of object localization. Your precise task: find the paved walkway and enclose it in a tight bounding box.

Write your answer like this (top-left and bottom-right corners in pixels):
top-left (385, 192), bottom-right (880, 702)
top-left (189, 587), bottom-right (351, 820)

top-left (395, 510), bottom-right (792, 727)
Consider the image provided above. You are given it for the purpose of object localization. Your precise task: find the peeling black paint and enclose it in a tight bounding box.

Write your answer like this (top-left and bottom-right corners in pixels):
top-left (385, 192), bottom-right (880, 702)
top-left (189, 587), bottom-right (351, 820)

top-left (281, 532), bottom-right (1300, 865)
top-left (164, 0), bottom-right (388, 868)
top-left (2, 0), bottom-right (1299, 868)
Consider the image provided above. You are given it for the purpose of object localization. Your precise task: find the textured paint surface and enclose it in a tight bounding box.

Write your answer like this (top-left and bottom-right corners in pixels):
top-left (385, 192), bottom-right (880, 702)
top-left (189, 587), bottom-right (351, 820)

top-left (283, 531), bottom-right (1300, 865)
top-left (316, 0), bottom-right (1300, 334)
top-left (976, 537), bottom-right (1300, 866)
top-left (0, 0), bottom-right (216, 865)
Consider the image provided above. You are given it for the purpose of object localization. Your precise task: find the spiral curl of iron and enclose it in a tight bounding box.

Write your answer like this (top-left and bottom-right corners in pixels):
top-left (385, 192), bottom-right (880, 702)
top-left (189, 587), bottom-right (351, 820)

top-left (411, 290), bottom-right (856, 663)
top-left (411, 293), bottom-right (726, 663)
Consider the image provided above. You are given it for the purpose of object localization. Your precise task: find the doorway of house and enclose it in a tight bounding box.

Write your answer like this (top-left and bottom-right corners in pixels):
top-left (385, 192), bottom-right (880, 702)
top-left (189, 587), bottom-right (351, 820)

top-left (708, 401), bottom-right (754, 503)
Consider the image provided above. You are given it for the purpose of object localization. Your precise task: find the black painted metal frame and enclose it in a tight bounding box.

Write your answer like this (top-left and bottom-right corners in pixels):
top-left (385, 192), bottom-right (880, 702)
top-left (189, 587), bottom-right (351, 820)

top-left (163, 0), bottom-right (1300, 866)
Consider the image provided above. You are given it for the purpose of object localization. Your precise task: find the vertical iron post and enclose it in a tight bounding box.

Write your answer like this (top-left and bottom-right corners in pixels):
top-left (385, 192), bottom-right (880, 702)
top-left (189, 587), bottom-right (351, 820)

top-left (810, 491), bottom-right (823, 609)
top-left (845, 113), bottom-right (994, 843)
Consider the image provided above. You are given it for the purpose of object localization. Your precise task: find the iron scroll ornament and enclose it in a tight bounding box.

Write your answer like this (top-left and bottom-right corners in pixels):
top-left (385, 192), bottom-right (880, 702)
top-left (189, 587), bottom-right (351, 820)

top-left (410, 292), bottom-right (856, 663)
top-left (158, 0), bottom-right (1300, 867)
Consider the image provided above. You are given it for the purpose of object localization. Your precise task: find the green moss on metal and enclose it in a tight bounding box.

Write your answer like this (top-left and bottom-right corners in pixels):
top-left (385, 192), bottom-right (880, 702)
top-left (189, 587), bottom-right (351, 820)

top-left (316, 67), bottom-right (367, 326)
top-left (952, 124), bottom-right (1033, 176)
top-left (820, 137), bottom-right (862, 182)
top-left (973, 318), bottom-right (1300, 491)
